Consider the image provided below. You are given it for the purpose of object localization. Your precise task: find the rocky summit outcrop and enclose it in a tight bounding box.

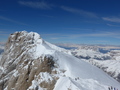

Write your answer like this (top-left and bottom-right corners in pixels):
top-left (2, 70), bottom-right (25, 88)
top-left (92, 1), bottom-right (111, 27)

top-left (0, 31), bottom-right (61, 90)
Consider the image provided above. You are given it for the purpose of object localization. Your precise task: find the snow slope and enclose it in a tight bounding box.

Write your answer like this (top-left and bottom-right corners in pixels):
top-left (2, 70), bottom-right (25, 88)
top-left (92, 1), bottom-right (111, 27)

top-left (70, 44), bottom-right (120, 83)
top-left (52, 51), bottom-right (120, 90)
top-left (0, 31), bottom-right (120, 90)
top-left (88, 59), bottom-right (120, 83)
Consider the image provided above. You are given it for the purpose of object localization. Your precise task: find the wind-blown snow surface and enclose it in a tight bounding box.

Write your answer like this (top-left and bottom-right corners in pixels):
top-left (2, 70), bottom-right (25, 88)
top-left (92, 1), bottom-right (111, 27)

top-left (0, 31), bottom-right (120, 90)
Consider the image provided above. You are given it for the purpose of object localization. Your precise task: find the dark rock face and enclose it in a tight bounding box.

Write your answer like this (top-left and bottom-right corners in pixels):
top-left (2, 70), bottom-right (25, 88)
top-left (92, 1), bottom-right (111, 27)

top-left (5, 56), bottom-right (56, 90)
top-left (117, 74), bottom-right (120, 82)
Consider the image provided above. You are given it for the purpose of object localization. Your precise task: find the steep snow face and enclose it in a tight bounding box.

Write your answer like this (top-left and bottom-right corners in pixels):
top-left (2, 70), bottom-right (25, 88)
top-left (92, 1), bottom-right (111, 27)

top-left (0, 31), bottom-right (120, 90)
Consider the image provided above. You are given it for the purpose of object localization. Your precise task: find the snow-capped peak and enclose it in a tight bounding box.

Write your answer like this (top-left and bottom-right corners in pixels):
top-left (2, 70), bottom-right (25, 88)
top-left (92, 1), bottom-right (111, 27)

top-left (0, 31), bottom-right (120, 90)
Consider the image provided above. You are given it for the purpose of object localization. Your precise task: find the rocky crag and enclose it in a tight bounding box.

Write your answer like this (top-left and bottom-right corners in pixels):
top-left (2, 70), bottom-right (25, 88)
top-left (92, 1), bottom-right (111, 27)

top-left (0, 31), bottom-right (63, 90)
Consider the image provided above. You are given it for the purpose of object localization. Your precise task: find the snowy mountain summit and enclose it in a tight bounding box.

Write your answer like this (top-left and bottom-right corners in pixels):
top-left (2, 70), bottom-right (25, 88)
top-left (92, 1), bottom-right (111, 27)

top-left (0, 31), bottom-right (120, 90)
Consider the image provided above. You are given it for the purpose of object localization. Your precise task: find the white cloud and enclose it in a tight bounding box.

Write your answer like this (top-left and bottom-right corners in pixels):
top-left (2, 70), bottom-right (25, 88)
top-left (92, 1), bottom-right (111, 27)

top-left (61, 6), bottom-right (98, 18)
top-left (107, 24), bottom-right (120, 27)
top-left (18, 1), bottom-right (52, 9)
top-left (102, 17), bottom-right (120, 23)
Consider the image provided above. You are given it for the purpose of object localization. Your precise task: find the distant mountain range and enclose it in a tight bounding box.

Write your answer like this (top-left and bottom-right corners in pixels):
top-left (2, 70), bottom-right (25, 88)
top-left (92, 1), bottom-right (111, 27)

top-left (56, 43), bottom-right (120, 50)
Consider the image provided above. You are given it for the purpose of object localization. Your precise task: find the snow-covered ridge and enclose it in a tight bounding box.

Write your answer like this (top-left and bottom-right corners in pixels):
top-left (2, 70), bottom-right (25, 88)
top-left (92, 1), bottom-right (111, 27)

top-left (0, 31), bottom-right (120, 90)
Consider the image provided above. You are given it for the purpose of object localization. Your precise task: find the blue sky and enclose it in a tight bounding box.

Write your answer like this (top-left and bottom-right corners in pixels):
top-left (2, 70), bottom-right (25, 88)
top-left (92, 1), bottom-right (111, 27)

top-left (1, 0), bottom-right (120, 45)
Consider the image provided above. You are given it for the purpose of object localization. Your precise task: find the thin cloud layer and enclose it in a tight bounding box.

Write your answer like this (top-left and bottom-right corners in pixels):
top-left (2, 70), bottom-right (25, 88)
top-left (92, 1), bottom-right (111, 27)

top-left (18, 1), bottom-right (52, 9)
top-left (66, 32), bottom-right (120, 38)
top-left (61, 6), bottom-right (98, 18)
top-left (102, 17), bottom-right (120, 23)
top-left (41, 31), bottom-right (120, 40)
top-left (107, 24), bottom-right (120, 27)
